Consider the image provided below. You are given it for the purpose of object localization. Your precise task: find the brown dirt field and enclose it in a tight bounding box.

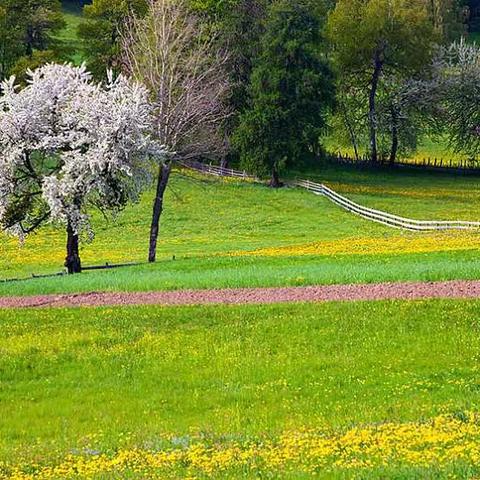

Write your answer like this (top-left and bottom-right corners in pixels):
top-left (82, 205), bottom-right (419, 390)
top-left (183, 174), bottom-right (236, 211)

top-left (0, 280), bottom-right (480, 309)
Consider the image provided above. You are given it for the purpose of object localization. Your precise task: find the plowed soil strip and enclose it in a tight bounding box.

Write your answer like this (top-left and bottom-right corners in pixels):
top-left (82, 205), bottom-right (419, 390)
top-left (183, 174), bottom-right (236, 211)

top-left (1, 280), bottom-right (480, 309)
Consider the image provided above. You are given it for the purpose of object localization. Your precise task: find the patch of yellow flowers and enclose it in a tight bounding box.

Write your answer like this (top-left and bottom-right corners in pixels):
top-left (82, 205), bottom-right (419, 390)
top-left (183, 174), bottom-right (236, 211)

top-left (3, 413), bottom-right (480, 479)
top-left (228, 232), bottom-right (480, 257)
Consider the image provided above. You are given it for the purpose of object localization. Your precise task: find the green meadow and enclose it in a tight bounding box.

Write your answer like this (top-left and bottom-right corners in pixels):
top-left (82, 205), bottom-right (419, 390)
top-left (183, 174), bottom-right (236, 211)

top-left (2, 167), bottom-right (480, 296)
top-left (1, 299), bottom-right (479, 478)
top-left (2, 3), bottom-right (480, 480)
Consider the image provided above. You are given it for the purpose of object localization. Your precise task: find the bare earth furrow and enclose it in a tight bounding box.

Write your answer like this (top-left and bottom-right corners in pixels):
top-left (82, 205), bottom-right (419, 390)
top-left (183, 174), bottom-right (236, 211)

top-left (1, 280), bottom-right (480, 308)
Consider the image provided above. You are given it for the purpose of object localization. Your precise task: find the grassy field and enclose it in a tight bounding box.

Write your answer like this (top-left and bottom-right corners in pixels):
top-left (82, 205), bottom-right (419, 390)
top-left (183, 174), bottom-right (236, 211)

top-left (4, 6), bottom-right (479, 480)
top-left (299, 164), bottom-right (480, 220)
top-left (325, 134), bottom-right (473, 167)
top-left (2, 167), bottom-right (480, 296)
top-left (57, 1), bottom-right (84, 64)
top-left (0, 299), bottom-right (479, 478)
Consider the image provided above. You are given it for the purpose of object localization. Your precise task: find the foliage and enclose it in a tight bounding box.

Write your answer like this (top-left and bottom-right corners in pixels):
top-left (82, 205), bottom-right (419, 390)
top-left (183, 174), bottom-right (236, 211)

top-left (0, 63), bottom-right (163, 271)
top-left (7, 50), bottom-right (58, 85)
top-left (430, 40), bottom-right (480, 159)
top-left (78, 0), bottom-right (148, 79)
top-left (216, 0), bottom-right (268, 149)
top-left (0, 0), bottom-right (65, 80)
top-left (234, 0), bottom-right (334, 186)
top-left (429, 0), bottom-right (469, 41)
top-left (327, 0), bottom-right (438, 162)
top-left (327, 0), bottom-right (436, 77)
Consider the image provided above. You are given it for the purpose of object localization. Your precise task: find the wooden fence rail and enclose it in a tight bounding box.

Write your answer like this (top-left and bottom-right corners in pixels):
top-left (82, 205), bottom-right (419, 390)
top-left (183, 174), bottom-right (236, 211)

top-left (178, 160), bottom-right (258, 181)
top-left (293, 179), bottom-right (480, 232)
top-left (332, 153), bottom-right (480, 175)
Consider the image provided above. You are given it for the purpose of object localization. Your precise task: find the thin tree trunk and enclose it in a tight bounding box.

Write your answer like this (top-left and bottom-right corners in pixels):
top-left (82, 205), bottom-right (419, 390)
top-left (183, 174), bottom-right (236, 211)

top-left (220, 157), bottom-right (229, 169)
top-left (389, 106), bottom-right (399, 166)
top-left (148, 161), bottom-right (172, 263)
top-left (341, 102), bottom-right (360, 162)
top-left (269, 166), bottom-right (282, 188)
top-left (369, 49), bottom-right (383, 163)
top-left (65, 222), bottom-right (82, 274)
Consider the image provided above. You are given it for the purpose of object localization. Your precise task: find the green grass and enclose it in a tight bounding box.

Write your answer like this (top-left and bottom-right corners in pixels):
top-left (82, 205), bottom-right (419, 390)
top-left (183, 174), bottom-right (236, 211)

top-left (57, 1), bottom-right (84, 64)
top-left (294, 164), bottom-right (480, 220)
top-left (2, 167), bottom-right (480, 296)
top-left (325, 134), bottom-right (469, 166)
top-left (0, 172), bottom-right (389, 278)
top-left (2, 250), bottom-right (480, 297)
top-left (1, 300), bottom-right (479, 477)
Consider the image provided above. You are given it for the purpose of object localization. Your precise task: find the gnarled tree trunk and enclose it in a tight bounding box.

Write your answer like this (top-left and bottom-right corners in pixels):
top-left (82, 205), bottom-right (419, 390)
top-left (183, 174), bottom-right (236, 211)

top-left (148, 161), bottom-right (172, 263)
top-left (65, 222), bottom-right (82, 274)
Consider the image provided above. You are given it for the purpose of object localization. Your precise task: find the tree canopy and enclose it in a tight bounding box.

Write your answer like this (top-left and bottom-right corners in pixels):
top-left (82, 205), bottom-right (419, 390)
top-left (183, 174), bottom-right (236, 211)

top-left (235, 0), bottom-right (334, 186)
top-left (0, 0), bottom-right (65, 81)
top-left (327, 0), bottom-right (437, 162)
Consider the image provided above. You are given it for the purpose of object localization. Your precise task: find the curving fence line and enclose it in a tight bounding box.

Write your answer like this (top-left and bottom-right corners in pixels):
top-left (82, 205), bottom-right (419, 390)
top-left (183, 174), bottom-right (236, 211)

top-left (293, 179), bottom-right (480, 232)
top-left (179, 161), bottom-right (480, 232)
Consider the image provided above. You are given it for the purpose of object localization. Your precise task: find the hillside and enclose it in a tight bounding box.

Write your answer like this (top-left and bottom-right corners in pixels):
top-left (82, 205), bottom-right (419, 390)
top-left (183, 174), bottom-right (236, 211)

top-left (2, 166), bottom-right (480, 296)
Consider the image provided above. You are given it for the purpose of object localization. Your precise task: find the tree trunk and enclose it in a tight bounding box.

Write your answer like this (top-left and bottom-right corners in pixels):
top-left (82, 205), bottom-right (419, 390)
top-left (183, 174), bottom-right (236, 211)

top-left (148, 161), bottom-right (172, 263)
top-left (389, 106), bottom-right (399, 166)
top-left (65, 222), bottom-right (82, 274)
top-left (269, 167), bottom-right (282, 188)
top-left (220, 157), bottom-right (229, 169)
top-left (341, 102), bottom-right (360, 162)
top-left (369, 49), bottom-right (383, 163)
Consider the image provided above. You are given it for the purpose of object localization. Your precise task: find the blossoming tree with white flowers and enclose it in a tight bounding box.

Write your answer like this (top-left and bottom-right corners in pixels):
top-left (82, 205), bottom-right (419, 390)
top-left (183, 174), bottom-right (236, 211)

top-left (0, 63), bottom-right (164, 273)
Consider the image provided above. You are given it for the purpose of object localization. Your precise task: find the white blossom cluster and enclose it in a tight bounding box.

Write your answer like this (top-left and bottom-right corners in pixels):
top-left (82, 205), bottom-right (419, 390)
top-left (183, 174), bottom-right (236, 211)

top-left (0, 63), bottom-right (165, 238)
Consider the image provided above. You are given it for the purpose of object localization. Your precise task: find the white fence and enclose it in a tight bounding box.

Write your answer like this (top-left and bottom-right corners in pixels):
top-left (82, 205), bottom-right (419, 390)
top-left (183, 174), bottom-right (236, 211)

top-left (178, 160), bottom-right (258, 181)
top-left (179, 161), bottom-right (480, 232)
top-left (294, 179), bottom-right (480, 232)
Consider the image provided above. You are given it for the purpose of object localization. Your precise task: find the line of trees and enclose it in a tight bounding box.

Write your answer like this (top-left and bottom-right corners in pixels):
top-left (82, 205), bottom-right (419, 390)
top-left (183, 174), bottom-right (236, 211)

top-left (1, 0), bottom-right (480, 272)
top-left (327, 0), bottom-right (480, 165)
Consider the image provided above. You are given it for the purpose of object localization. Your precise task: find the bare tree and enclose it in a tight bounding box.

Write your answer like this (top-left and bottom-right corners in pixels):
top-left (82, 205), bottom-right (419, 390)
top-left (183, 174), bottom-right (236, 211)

top-left (123, 0), bottom-right (230, 263)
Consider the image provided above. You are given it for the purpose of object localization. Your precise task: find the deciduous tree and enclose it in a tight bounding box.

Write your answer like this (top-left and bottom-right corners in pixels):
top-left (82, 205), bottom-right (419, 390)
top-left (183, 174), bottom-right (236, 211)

top-left (123, 0), bottom-right (230, 263)
top-left (327, 0), bottom-right (437, 163)
top-left (0, 63), bottom-right (162, 273)
top-left (429, 40), bottom-right (480, 159)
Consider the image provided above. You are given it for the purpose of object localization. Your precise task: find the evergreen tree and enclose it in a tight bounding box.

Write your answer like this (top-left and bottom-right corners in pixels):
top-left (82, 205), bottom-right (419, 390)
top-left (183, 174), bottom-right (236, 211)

top-left (234, 0), bottom-right (334, 187)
